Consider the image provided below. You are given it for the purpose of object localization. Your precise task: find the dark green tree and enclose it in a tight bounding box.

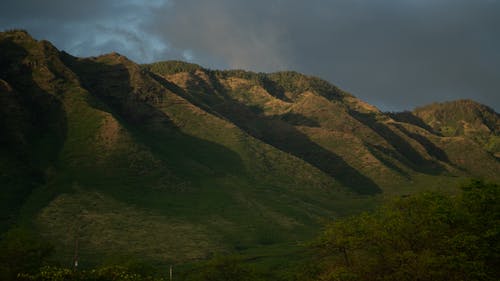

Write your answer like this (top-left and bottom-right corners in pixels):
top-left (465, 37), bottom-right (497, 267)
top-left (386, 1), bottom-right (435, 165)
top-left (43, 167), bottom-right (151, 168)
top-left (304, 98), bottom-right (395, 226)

top-left (0, 227), bottom-right (53, 281)
top-left (186, 256), bottom-right (265, 281)
top-left (313, 180), bottom-right (500, 281)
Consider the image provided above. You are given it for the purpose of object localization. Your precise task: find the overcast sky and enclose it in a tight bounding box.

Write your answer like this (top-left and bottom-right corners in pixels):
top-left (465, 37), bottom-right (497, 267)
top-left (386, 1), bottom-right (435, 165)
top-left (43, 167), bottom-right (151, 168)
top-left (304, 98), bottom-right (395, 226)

top-left (1, 0), bottom-right (499, 111)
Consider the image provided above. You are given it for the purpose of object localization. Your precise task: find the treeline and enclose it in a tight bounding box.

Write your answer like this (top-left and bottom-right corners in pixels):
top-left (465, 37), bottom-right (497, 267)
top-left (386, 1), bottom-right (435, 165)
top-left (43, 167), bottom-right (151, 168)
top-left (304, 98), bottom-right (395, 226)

top-left (1, 180), bottom-right (498, 280)
top-left (16, 266), bottom-right (164, 281)
top-left (143, 61), bottom-right (202, 76)
top-left (311, 180), bottom-right (499, 281)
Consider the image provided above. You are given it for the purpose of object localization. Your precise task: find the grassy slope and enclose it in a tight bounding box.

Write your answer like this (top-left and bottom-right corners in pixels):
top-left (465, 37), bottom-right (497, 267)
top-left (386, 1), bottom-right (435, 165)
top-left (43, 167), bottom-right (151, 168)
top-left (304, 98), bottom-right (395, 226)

top-left (0, 31), bottom-right (68, 231)
top-left (413, 100), bottom-right (500, 157)
top-left (1, 31), bottom-right (366, 268)
top-left (149, 62), bottom-right (498, 192)
top-left (1, 31), bottom-right (498, 271)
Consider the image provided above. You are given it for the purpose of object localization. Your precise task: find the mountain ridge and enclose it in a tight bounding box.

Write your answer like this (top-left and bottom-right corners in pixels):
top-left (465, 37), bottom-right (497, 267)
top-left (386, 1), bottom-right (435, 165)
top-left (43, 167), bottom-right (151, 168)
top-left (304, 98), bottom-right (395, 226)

top-left (1, 30), bottom-right (499, 266)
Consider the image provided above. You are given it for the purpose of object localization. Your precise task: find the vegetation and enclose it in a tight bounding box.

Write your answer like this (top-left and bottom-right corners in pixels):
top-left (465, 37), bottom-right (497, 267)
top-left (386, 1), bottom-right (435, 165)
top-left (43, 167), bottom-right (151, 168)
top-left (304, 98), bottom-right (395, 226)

top-left (5, 180), bottom-right (499, 280)
top-left (413, 100), bottom-right (500, 155)
top-left (0, 228), bottom-right (53, 281)
top-left (1, 30), bottom-right (499, 280)
top-left (182, 256), bottom-right (266, 281)
top-left (143, 61), bottom-right (202, 76)
top-left (267, 71), bottom-right (347, 101)
top-left (17, 266), bottom-right (165, 281)
top-left (312, 180), bottom-right (500, 281)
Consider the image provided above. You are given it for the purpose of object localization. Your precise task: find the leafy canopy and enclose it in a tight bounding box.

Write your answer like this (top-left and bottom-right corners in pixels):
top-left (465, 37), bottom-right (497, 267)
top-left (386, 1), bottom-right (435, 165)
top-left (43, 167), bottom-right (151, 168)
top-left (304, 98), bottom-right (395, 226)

top-left (313, 180), bottom-right (500, 281)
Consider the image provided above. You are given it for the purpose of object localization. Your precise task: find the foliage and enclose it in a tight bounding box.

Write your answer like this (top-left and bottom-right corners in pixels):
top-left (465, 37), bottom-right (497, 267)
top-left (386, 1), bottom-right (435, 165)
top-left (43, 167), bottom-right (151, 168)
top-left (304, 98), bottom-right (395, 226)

top-left (313, 180), bottom-right (500, 281)
top-left (0, 227), bottom-right (53, 281)
top-left (100, 256), bottom-right (158, 277)
top-left (413, 99), bottom-right (500, 155)
top-left (184, 256), bottom-right (267, 281)
top-left (143, 61), bottom-right (202, 76)
top-left (17, 265), bottom-right (165, 281)
top-left (267, 71), bottom-right (346, 101)
top-left (1, 30), bottom-right (500, 271)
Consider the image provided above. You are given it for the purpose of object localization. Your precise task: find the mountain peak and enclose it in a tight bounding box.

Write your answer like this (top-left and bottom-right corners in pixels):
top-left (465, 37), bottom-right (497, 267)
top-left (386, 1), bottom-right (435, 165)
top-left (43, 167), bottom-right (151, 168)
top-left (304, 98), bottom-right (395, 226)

top-left (1, 29), bottom-right (30, 38)
top-left (414, 99), bottom-right (499, 133)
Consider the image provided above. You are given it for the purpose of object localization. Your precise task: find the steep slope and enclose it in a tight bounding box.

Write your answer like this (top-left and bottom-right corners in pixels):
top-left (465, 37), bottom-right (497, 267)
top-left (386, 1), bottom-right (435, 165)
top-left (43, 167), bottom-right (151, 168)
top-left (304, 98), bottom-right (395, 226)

top-left (413, 100), bottom-right (500, 157)
top-left (0, 30), bottom-right (68, 230)
top-left (1, 30), bottom-right (499, 267)
top-left (146, 61), bottom-right (500, 190)
top-left (0, 30), bottom-right (356, 265)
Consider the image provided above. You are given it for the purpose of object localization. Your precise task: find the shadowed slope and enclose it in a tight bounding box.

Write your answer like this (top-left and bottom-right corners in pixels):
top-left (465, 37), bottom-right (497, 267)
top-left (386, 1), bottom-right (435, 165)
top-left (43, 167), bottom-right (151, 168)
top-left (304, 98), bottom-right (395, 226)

top-left (2, 31), bottom-right (355, 265)
top-left (147, 62), bottom-right (500, 184)
top-left (0, 32), bottom-right (67, 231)
top-left (1, 31), bottom-right (499, 267)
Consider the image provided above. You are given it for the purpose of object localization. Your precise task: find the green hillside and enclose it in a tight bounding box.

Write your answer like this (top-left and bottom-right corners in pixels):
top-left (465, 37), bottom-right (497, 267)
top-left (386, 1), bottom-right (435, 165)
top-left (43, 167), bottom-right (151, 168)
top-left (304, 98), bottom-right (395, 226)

top-left (413, 100), bottom-right (500, 157)
top-left (1, 30), bottom-right (499, 274)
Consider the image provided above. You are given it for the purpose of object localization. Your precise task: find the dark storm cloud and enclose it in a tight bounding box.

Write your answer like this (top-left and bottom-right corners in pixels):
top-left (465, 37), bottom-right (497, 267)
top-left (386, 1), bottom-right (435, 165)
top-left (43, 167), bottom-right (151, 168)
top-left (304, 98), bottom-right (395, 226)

top-left (1, 0), bottom-right (499, 111)
top-left (0, 0), bottom-right (171, 62)
top-left (148, 0), bottom-right (500, 111)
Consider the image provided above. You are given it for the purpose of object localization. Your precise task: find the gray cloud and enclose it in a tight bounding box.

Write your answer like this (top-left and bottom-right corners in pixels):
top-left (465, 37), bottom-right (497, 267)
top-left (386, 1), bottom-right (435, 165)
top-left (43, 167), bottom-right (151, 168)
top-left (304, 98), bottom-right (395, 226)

top-left (1, 0), bottom-right (499, 111)
top-left (0, 0), bottom-right (171, 62)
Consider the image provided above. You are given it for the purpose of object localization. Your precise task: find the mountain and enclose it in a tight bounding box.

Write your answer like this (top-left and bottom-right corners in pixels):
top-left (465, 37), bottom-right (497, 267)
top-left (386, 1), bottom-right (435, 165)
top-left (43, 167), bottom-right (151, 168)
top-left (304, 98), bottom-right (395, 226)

top-left (413, 100), bottom-right (500, 157)
top-left (1, 30), bottom-right (499, 267)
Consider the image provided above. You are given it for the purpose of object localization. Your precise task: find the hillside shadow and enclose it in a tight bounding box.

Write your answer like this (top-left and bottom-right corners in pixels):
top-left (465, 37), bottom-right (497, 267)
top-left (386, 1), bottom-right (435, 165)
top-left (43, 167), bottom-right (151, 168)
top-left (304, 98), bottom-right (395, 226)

top-left (62, 54), bottom-right (245, 180)
top-left (151, 71), bottom-right (381, 195)
top-left (392, 123), bottom-right (450, 163)
top-left (0, 39), bottom-right (68, 228)
top-left (148, 71), bottom-right (227, 120)
top-left (274, 112), bottom-right (321, 127)
top-left (364, 143), bottom-right (411, 179)
top-left (349, 111), bottom-right (446, 175)
top-left (210, 69), bottom-right (293, 102)
top-left (387, 111), bottom-right (439, 135)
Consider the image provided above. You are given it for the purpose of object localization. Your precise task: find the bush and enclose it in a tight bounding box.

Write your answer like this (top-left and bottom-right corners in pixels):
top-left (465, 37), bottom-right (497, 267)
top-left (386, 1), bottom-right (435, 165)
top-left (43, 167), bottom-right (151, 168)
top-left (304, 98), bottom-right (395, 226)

top-left (17, 265), bottom-right (165, 281)
top-left (313, 180), bottom-right (500, 281)
top-left (185, 256), bottom-right (266, 281)
top-left (0, 227), bottom-right (53, 281)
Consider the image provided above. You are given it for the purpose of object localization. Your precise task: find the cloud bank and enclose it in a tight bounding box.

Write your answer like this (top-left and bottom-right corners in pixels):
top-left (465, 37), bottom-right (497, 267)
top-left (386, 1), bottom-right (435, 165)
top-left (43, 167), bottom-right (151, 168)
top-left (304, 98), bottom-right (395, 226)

top-left (1, 0), bottom-right (499, 111)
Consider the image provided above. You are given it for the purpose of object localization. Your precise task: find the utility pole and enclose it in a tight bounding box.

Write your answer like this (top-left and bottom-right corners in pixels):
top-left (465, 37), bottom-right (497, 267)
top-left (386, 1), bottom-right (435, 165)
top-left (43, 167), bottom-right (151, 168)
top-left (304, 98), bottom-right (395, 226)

top-left (72, 217), bottom-right (84, 271)
top-left (169, 265), bottom-right (173, 281)
top-left (73, 237), bottom-right (79, 271)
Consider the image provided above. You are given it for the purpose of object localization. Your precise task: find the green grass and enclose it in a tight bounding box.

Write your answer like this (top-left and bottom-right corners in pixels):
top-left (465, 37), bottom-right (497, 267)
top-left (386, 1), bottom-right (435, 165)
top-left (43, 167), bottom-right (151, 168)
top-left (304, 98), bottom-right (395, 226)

top-left (1, 31), bottom-right (499, 275)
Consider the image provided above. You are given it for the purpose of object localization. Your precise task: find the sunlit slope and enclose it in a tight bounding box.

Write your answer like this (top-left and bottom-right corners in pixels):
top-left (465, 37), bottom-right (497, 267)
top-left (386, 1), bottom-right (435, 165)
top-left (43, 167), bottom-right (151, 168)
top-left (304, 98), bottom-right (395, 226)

top-left (1, 30), bottom-right (354, 264)
top-left (413, 100), bottom-right (500, 157)
top-left (148, 61), bottom-right (499, 191)
top-left (1, 30), bottom-right (498, 265)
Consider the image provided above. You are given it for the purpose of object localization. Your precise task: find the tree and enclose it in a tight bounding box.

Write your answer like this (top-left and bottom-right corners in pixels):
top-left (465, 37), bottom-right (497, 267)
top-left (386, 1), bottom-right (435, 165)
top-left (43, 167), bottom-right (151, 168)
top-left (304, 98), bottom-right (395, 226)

top-left (185, 256), bottom-right (265, 281)
top-left (313, 180), bottom-right (500, 281)
top-left (0, 227), bottom-right (53, 281)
